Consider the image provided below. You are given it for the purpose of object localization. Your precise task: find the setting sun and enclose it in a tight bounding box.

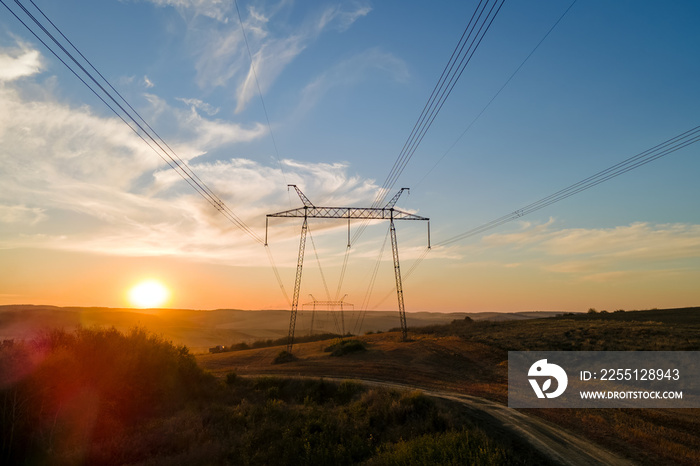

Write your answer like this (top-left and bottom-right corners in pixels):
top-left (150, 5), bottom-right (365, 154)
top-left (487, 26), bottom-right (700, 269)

top-left (128, 280), bottom-right (170, 308)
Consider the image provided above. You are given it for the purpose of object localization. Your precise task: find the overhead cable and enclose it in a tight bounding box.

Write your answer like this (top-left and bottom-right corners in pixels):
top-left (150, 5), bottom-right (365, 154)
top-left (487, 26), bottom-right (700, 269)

top-left (368, 124), bottom-right (700, 309)
top-left (233, 0), bottom-right (289, 192)
top-left (3, 0), bottom-right (265, 245)
top-left (415, 0), bottom-right (578, 188)
top-left (374, 0), bottom-right (507, 206)
top-left (438, 124), bottom-right (700, 247)
top-left (352, 0), bottom-right (506, 245)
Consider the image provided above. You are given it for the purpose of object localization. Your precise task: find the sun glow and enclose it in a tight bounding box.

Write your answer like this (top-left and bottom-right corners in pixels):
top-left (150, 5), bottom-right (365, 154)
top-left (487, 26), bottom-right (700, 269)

top-left (128, 280), bottom-right (170, 308)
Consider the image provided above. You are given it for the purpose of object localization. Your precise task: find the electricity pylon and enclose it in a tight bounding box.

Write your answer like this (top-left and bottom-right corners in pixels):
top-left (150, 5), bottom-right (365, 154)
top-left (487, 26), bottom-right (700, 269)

top-left (266, 185), bottom-right (430, 352)
top-left (303, 294), bottom-right (353, 336)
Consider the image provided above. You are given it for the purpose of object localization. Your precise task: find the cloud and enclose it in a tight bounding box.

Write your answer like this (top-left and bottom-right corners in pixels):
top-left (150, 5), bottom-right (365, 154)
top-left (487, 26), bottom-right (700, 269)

top-left (185, 1), bottom-right (372, 112)
top-left (0, 53), bottom-right (380, 265)
top-left (143, 75), bottom-right (155, 88)
top-left (0, 205), bottom-right (46, 225)
top-left (296, 47), bottom-right (409, 116)
top-left (233, 32), bottom-right (305, 113)
top-left (142, 0), bottom-right (232, 22)
top-left (317, 4), bottom-right (372, 32)
top-left (0, 43), bottom-right (43, 82)
top-left (482, 220), bottom-right (700, 280)
top-left (143, 93), bottom-right (267, 159)
top-left (176, 97), bottom-right (219, 115)
top-left (485, 220), bottom-right (700, 261)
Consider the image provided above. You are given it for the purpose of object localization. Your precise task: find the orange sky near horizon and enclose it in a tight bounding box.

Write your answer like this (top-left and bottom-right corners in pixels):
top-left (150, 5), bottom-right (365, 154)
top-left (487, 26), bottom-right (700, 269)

top-left (3, 230), bottom-right (698, 314)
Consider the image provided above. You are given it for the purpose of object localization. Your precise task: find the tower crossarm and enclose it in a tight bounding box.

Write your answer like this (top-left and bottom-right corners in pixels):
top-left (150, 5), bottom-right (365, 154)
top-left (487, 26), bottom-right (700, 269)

top-left (267, 206), bottom-right (428, 221)
top-left (267, 186), bottom-right (430, 352)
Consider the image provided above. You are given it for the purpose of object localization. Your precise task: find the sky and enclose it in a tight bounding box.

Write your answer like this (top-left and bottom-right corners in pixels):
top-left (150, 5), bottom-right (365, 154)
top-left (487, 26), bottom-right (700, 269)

top-left (1, 0), bottom-right (699, 315)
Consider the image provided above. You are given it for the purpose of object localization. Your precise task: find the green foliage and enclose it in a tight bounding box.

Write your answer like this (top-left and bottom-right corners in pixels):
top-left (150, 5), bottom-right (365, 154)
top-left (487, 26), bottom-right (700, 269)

top-left (226, 333), bottom-right (349, 352)
top-left (369, 429), bottom-right (512, 465)
top-left (324, 339), bottom-right (367, 357)
top-left (411, 307), bottom-right (700, 351)
top-left (1, 327), bottom-right (554, 465)
top-left (0, 326), bottom-right (215, 464)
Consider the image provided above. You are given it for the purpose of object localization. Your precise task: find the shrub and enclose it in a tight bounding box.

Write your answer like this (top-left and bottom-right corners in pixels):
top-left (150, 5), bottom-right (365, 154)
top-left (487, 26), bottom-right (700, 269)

top-left (324, 339), bottom-right (367, 357)
top-left (369, 429), bottom-right (511, 466)
top-left (273, 350), bottom-right (298, 364)
top-left (0, 326), bottom-right (214, 464)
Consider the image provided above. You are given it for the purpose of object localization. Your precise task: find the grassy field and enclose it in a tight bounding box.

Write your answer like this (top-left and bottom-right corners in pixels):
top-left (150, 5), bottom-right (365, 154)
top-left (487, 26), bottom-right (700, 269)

top-left (2, 307), bottom-right (697, 464)
top-left (198, 307), bottom-right (700, 465)
top-left (0, 326), bottom-right (554, 465)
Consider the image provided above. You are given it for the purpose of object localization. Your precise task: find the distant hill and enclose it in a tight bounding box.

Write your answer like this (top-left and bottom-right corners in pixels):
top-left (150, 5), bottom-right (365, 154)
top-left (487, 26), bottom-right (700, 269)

top-left (0, 305), bottom-right (574, 352)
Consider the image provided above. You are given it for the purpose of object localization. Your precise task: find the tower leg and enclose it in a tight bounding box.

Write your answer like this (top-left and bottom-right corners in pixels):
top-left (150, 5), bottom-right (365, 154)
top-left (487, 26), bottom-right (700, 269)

top-left (389, 218), bottom-right (408, 341)
top-left (287, 217), bottom-right (308, 352)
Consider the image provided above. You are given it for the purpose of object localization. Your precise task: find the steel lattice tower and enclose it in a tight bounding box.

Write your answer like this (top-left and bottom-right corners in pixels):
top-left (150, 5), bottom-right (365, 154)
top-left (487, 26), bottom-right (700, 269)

top-left (266, 185), bottom-right (430, 352)
top-left (302, 294), bottom-right (353, 336)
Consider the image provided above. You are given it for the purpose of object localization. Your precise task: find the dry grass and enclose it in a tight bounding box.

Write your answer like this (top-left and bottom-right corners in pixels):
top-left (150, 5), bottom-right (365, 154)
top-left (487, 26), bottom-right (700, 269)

top-left (196, 307), bottom-right (700, 465)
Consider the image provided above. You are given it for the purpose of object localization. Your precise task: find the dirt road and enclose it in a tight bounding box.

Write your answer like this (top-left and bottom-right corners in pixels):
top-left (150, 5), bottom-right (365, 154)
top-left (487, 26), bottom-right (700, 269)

top-left (246, 374), bottom-right (635, 466)
top-left (198, 335), bottom-right (637, 465)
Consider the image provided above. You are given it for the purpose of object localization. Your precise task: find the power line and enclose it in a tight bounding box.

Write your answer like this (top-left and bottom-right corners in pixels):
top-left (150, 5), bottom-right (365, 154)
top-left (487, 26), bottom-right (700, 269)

top-left (3, 0), bottom-right (265, 245)
top-left (365, 123), bottom-right (700, 309)
top-left (351, 0), bottom-right (506, 246)
top-left (415, 0), bottom-right (578, 189)
top-left (233, 0), bottom-right (289, 192)
top-left (349, 0), bottom-right (507, 315)
top-left (353, 225), bottom-right (391, 335)
top-left (307, 225), bottom-right (331, 301)
top-left (375, 0), bottom-right (506, 205)
top-left (4, 0), bottom-right (295, 306)
top-left (437, 124), bottom-right (700, 247)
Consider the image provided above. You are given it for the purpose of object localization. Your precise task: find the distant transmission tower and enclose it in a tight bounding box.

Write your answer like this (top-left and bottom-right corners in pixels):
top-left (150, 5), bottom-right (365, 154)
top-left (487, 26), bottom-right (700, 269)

top-left (266, 185), bottom-right (430, 352)
top-left (303, 294), bottom-right (353, 336)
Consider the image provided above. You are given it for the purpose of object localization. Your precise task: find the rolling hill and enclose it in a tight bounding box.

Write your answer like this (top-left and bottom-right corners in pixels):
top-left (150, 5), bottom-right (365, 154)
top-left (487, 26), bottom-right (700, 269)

top-left (0, 304), bottom-right (569, 352)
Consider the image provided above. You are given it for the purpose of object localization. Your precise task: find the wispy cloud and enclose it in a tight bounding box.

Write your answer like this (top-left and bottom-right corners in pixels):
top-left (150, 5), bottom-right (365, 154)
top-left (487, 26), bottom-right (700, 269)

top-left (169, 1), bottom-right (372, 112)
top-left (321, 4), bottom-right (372, 32)
top-left (482, 220), bottom-right (700, 280)
top-left (142, 0), bottom-right (232, 22)
top-left (176, 97), bottom-right (219, 115)
top-left (0, 44), bottom-right (379, 265)
top-left (0, 205), bottom-right (46, 225)
top-left (143, 92), bottom-right (267, 159)
top-left (484, 220), bottom-right (700, 261)
top-left (296, 47), bottom-right (409, 117)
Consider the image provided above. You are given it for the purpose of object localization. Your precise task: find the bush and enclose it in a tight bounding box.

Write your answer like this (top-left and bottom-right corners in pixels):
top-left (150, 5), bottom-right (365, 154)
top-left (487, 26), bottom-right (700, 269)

top-left (0, 326), bottom-right (215, 464)
top-left (369, 429), bottom-right (511, 465)
top-left (225, 333), bottom-right (349, 352)
top-left (324, 339), bottom-right (367, 357)
top-left (273, 350), bottom-right (298, 364)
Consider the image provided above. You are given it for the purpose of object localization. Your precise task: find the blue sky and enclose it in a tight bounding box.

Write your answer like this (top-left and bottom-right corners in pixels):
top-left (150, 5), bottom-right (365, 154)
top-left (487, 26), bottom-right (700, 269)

top-left (1, 0), bottom-right (699, 313)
